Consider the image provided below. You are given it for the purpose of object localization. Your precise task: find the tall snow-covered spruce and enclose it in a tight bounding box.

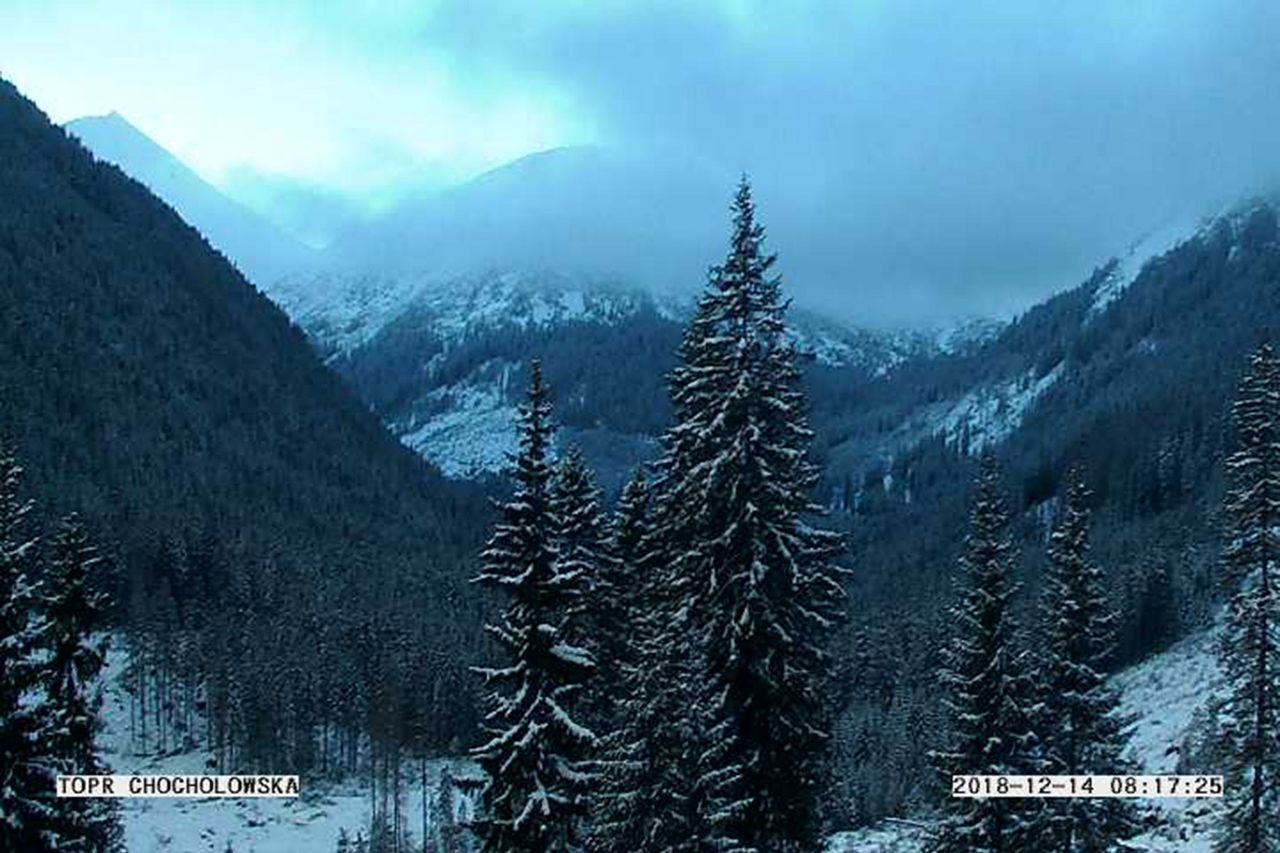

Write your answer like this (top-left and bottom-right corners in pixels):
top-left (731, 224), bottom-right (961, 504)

top-left (41, 514), bottom-right (124, 852)
top-left (645, 178), bottom-right (847, 851)
top-left (929, 456), bottom-right (1042, 853)
top-left (0, 440), bottom-right (55, 851)
top-left (470, 362), bottom-right (598, 853)
top-left (1035, 469), bottom-right (1134, 851)
top-left (1216, 343), bottom-right (1280, 853)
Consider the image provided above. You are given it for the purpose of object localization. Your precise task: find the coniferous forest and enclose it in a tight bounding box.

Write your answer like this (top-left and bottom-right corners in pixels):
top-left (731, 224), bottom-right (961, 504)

top-left (2, 4), bottom-right (1280, 850)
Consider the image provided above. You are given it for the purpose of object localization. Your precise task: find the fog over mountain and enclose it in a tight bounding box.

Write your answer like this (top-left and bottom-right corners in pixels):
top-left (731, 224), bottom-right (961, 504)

top-left (6, 2), bottom-right (1280, 846)
top-left (327, 145), bottom-right (729, 291)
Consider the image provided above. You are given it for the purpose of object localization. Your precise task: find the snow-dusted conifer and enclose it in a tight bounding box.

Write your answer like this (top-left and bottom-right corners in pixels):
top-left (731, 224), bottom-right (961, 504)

top-left (648, 178), bottom-right (846, 851)
top-left (0, 440), bottom-right (56, 851)
top-left (470, 362), bottom-right (597, 853)
top-left (551, 446), bottom-right (620, 724)
top-left (929, 455), bottom-right (1042, 853)
top-left (612, 469), bottom-right (650, 573)
top-left (1035, 469), bottom-right (1135, 850)
top-left (42, 514), bottom-right (123, 851)
top-left (587, 465), bottom-right (704, 853)
top-left (1216, 344), bottom-right (1280, 853)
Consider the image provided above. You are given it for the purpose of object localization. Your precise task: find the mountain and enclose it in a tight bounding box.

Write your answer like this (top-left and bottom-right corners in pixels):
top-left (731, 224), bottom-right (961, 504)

top-left (65, 112), bottom-right (316, 284)
top-left (67, 132), bottom-right (978, 484)
top-left (0, 77), bottom-right (486, 746)
top-left (268, 267), bottom-right (973, 487)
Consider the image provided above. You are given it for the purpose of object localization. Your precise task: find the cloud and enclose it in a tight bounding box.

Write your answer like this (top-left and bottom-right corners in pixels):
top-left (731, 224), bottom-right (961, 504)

top-left (406, 0), bottom-right (1280, 322)
top-left (3, 0), bottom-right (1279, 323)
top-left (0, 0), bottom-right (594, 192)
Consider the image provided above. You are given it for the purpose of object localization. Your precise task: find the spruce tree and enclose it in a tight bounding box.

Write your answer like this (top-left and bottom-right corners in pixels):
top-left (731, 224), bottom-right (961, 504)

top-left (42, 514), bottom-right (124, 852)
top-left (929, 456), bottom-right (1042, 853)
top-left (1216, 343), bottom-right (1280, 853)
top-left (550, 446), bottom-right (619, 724)
top-left (1035, 469), bottom-right (1135, 851)
top-left (648, 178), bottom-right (846, 851)
top-left (587, 466), bottom-right (707, 853)
top-left (0, 441), bottom-right (56, 851)
top-left (470, 362), bottom-right (597, 853)
top-left (612, 469), bottom-right (650, 574)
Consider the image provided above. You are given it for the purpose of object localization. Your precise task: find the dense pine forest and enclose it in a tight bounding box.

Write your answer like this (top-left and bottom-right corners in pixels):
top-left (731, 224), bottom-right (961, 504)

top-left (0, 76), bottom-right (491, 845)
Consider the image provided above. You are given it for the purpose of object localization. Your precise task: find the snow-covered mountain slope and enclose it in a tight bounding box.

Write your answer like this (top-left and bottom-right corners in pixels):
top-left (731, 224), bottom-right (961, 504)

top-left (271, 267), bottom-right (960, 482)
top-left (65, 113), bottom-right (316, 285)
top-left (270, 268), bottom-right (683, 361)
top-left (820, 196), bottom-right (1280, 499)
top-left (1087, 216), bottom-right (1211, 318)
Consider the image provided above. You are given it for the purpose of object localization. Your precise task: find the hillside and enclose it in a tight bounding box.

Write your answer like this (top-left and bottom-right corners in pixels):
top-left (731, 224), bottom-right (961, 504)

top-left (99, 621), bottom-right (1228, 851)
top-left (267, 265), bottom-right (969, 486)
top-left (828, 624), bottom-right (1227, 851)
top-left (54, 77), bottom-right (1280, 832)
top-left (0, 77), bottom-right (488, 750)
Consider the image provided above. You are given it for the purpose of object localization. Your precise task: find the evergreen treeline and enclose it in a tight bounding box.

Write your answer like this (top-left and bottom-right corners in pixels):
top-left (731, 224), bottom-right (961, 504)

top-left (1215, 344), bottom-right (1280, 852)
top-left (829, 203), bottom-right (1280, 822)
top-left (921, 342), bottom-right (1280, 852)
top-left (927, 458), bottom-right (1134, 852)
top-left (0, 73), bottom-right (492, 803)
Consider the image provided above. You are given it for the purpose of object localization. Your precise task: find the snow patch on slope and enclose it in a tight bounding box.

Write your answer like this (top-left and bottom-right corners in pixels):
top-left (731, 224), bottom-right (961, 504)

top-left (1088, 217), bottom-right (1205, 318)
top-left (827, 820), bottom-right (928, 851)
top-left (828, 624), bottom-right (1225, 852)
top-left (934, 362), bottom-right (1065, 452)
top-left (399, 371), bottom-right (521, 479)
top-left (1115, 626), bottom-right (1226, 852)
top-left (270, 269), bottom-right (662, 360)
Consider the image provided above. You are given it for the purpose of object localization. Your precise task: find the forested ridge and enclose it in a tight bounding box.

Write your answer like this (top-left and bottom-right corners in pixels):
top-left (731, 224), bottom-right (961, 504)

top-left (0, 76), bottom-right (490, 784)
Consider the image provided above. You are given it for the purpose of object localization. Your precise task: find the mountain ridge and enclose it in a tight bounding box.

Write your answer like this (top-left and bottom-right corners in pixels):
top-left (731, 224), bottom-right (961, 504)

top-left (65, 111), bottom-right (317, 285)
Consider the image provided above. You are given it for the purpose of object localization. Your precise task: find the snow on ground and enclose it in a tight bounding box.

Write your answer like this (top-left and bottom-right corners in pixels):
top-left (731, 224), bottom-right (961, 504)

top-left (94, 622), bottom-right (1227, 850)
top-left (1088, 217), bottom-right (1207, 318)
top-left (1115, 626), bottom-right (1223, 775)
top-left (270, 269), bottom-right (658, 360)
top-left (830, 624), bottom-right (1227, 852)
top-left (397, 363), bottom-right (521, 479)
top-left (1114, 626), bottom-right (1226, 852)
top-left (826, 820), bottom-right (927, 851)
top-left (932, 362), bottom-right (1065, 452)
top-left (97, 647), bottom-right (474, 853)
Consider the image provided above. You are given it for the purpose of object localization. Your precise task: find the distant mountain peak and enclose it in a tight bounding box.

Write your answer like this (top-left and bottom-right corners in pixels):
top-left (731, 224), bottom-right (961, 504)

top-left (66, 111), bottom-right (175, 166)
top-left (65, 111), bottom-right (315, 284)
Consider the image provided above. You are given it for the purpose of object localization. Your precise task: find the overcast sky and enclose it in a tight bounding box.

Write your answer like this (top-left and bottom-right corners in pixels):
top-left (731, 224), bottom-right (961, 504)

top-left (2, 0), bottom-right (1278, 325)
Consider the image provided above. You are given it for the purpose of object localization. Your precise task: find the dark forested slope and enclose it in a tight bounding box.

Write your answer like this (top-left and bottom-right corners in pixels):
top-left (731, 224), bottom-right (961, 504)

top-left (0, 78), bottom-right (488, 760)
top-left (0, 77), bottom-right (482, 559)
